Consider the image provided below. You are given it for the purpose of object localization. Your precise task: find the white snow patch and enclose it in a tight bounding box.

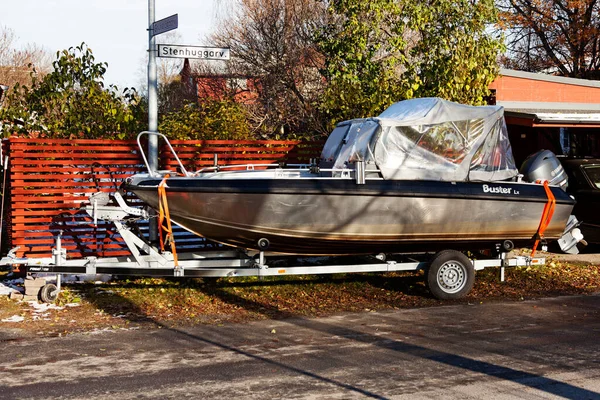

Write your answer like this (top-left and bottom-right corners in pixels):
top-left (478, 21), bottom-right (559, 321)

top-left (0, 278), bottom-right (25, 295)
top-left (0, 282), bottom-right (18, 295)
top-left (2, 315), bottom-right (24, 323)
top-left (24, 300), bottom-right (77, 319)
top-left (27, 301), bottom-right (64, 313)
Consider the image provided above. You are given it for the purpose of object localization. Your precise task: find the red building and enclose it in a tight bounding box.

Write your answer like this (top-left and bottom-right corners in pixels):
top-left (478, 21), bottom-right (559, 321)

top-left (180, 58), bottom-right (259, 105)
top-left (490, 69), bottom-right (600, 164)
top-left (195, 74), bottom-right (259, 105)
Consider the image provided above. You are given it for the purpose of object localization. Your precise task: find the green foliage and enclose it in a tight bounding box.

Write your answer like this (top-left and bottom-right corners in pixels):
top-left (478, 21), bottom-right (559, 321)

top-left (403, 0), bottom-right (504, 104)
top-left (0, 43), bottom-right (145, 139)
top-left (317, 0), bottom-right (409, 128)
top-left (158, 99), bottom-right (253, 140)
top-left (56, 287), bottom-right (82, 307)
top-left (317, 0), bottom-right (503, 129)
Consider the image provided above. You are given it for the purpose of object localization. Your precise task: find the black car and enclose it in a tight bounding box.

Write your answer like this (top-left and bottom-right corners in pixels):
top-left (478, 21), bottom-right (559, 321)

top-left (559, 158), bottom-right (600, 243)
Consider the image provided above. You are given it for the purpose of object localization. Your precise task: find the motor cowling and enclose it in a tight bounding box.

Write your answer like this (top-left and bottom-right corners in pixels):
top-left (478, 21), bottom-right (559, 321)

top-left (520, 150), bottom-right (568, 190)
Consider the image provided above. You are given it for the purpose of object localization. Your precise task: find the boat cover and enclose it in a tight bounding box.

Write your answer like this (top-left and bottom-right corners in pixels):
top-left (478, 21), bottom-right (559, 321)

top-left (320, 97), bottom-right (518, 182)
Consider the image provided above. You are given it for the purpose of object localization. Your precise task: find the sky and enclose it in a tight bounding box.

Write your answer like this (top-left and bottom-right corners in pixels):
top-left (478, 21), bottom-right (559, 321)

top-left (1, 0), bottom-right (225, 89)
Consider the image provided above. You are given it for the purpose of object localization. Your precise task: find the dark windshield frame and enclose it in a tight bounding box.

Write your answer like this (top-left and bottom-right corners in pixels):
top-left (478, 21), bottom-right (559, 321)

top-left (581, 165), bottom-right (600, 189)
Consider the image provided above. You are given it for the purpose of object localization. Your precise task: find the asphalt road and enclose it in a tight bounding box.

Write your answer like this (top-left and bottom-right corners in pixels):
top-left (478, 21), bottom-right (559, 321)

top-left (1, 294), bottom-right (600, 399)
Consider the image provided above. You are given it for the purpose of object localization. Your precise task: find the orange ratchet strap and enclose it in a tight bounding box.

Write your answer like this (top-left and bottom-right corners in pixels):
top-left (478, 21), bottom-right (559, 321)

top-left (531, 180), bottom-right (556, 257)
top-left (158, 175), bottom-right (179, 267)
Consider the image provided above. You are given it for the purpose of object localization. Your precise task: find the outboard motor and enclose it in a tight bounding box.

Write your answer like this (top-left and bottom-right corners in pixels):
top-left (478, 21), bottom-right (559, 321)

top-left (521, 150), bottom-right (584, 254)
top-left (520, 150), bottom-right (568, 190)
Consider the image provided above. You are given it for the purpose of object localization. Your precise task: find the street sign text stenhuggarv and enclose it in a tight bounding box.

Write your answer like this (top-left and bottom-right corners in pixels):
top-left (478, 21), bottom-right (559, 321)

top-left (158, 45), bottom-right (231, 60)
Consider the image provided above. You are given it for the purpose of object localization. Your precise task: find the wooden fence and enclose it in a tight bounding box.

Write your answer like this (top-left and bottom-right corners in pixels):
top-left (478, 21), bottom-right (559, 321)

top-left (2, 137), bottom-right (322, 258)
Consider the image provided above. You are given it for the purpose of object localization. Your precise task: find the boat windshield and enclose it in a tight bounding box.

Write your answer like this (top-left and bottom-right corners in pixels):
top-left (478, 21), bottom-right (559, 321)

top-left (320, 119), bottom-right (379, 170)
top-left (332, 120), bottom-right (379, 170)
top-left (320, 122), bottom-right (352, 168)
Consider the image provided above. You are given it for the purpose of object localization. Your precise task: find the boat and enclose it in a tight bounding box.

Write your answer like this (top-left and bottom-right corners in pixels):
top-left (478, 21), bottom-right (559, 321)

top-left (123, 98), bottom-right (580, 255)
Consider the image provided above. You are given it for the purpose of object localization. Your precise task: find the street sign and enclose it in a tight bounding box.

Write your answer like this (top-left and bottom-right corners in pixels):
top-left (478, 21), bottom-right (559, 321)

top-left (152, 14), bottom-right (178, 37)
top-left (158, 44), bottom-right (231, 60)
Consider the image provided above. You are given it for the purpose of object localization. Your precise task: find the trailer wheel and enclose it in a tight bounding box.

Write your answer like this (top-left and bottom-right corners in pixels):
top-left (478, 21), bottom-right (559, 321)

top-left (39, 283), bottom-right (59, 304)
top-left (427, 250), bottom-right (475, 300)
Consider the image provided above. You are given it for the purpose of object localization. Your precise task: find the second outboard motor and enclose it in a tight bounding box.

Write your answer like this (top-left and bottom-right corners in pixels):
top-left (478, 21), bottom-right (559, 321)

top-left (520, 150), bottom-right (568, 190)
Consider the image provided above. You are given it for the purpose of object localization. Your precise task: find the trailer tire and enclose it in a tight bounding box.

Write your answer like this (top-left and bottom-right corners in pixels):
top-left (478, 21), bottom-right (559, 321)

top-left (427, 250), bottom-right (475, 300)
top-left (39, 283), bottom-right (58, 304)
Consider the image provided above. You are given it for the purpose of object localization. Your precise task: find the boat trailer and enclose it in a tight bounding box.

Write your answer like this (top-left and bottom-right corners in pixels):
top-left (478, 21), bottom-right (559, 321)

top-left (1, 192), bottom-right (548, 302)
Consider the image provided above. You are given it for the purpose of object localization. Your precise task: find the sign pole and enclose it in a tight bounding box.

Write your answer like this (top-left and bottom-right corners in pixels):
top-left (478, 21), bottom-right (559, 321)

top-left (148, 0), bottom-right (158, 166)
top-left (148, 0), bottom-right (159, 243)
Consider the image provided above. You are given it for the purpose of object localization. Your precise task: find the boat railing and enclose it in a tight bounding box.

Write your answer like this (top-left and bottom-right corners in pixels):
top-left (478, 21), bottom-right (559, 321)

top-left (193, 163), bottom-right (363, 179)
top-left (135, 132), bottom-right (367, 181)
top-left (137, 131), bottom-right (191, 177)
top-left (195, 163), bottom-right (283, 174)
top-left (193, 163), bottom-right (312, 175)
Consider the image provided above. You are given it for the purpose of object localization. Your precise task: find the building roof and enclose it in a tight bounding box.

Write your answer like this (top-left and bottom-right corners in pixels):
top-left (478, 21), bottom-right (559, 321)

top-left (499, 68), bottom-right (600, 89)
top-left (504, 110), bottom-right (600, 126)
top-left (499, 100), bottom-right (600, 126)
top-left (498, 101), bottom-right (600, 113)
top-left (496, 70), bottom-right (600, 127)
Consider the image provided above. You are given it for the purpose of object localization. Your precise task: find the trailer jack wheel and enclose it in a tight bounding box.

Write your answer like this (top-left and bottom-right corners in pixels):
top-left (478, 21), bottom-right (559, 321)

top-left (427, 250), bottom-right (475, 300)
top-left (39, 283), bottom-right (59, 304)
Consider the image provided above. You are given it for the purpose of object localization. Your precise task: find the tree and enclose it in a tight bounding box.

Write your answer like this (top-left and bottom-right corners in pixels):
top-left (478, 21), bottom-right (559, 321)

top-left (158, 99), bottom-right (252, 140)
top-left (317, 0), bottom-right (408, 126)
top-left (0, 43), bottom-right (145, 138)
top-left (497, 0), bottom-right (600, 78)
top-left (404, 0), bottom-right (503, 103)
top-left (318, 0), bottom-right (503, 128)
top-left (158, 59), bottom-right (197, 115)
top-left (134, 30), bottom-right (193, 114)
top-left (211, 0), bottom-right (327, 137)
top-left (0, 26), bottom-right (51, 90)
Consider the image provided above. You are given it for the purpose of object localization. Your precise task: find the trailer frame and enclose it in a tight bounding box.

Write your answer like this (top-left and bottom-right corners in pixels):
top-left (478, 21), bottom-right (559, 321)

top-left (0, 192), bottom-right (546, 301)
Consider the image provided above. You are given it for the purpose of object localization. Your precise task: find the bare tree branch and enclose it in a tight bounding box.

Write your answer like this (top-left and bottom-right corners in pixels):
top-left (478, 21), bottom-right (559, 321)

top-left (498, 0), bottom-right (600, 78)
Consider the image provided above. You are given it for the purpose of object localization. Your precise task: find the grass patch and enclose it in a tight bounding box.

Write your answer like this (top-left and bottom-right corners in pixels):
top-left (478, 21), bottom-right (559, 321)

top-left (76, 272), bottom-right (436, 325)
top-left (0, 296), bottom-right (26, 320)
top-left (1, 259), bottom-right (599, 336)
